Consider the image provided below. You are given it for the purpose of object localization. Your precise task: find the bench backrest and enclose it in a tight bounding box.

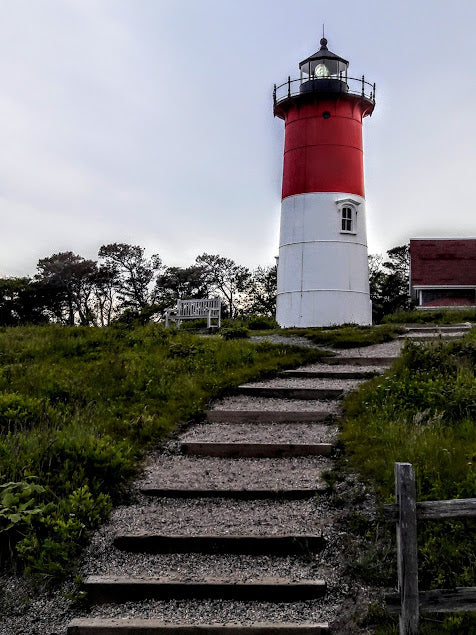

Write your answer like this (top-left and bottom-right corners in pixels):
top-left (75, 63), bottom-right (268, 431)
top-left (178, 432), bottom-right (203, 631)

top-left (176, 297), bottom-right (221, 317)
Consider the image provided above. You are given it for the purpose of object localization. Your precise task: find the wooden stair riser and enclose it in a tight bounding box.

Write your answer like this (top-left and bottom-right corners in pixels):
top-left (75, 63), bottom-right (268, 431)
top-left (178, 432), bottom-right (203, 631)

top-left (237, 387), bottom-right (343, 400)
top-left (319, 356), bottom-right (395, 366)
top-left (280, 370), bottom-right (379, 379)
top-left (140, 487), bottom-right (324, 500)
top-left (180, 442), bottom-right (333, 458)
top-left (113, 534), bottom-right (325, 555)
top-left (67, 619), bottom-right (329, 634)
top-left (82, 577), bottom-right (327, 603)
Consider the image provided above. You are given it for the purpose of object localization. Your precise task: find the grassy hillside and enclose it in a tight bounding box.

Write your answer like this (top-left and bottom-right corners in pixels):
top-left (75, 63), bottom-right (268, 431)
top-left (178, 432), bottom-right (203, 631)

top-left (0, 323), bottom-right (324, 580)
top-left (339, 331), bottom-right (476, 632)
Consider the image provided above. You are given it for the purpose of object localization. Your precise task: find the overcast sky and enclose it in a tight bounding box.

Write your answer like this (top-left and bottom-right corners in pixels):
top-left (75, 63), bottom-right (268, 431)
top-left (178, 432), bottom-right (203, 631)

top-left (1, 0), bottom-right (475, 277)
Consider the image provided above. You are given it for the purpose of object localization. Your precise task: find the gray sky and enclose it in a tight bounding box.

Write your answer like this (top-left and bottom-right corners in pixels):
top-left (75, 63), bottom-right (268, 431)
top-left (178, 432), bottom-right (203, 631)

top-left (1, 0), bottom-right (475, 277)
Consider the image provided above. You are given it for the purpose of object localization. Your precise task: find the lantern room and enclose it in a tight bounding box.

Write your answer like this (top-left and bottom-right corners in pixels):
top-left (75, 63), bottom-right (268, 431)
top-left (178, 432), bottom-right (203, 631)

top-left (299, 37), bottom-right (349, 94)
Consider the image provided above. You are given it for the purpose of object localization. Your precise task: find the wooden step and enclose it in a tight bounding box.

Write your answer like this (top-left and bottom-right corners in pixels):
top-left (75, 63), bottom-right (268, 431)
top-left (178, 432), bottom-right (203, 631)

top-left (319, 356), bottom-right (395, 366)
top-left (113, 533), bottom-right (325, 554)
top-left (205, 410), bottom-right (336, 424)
top-left (399, 333), bottom-right (466, 341)
top-left (140, 486), bottom-right (324, 500)
top-left (68, 619), bottom-right (329, 634)
top-left (404, 325), bottom-right (471, 333)
top-left (82, 576), bottom-right (327, 603)
top-left (280, 369), bottom-right (379, 379)
top-left (237, 386), bottom-right (343, 400)
top-left (180, 442), bottom-right (333, 458)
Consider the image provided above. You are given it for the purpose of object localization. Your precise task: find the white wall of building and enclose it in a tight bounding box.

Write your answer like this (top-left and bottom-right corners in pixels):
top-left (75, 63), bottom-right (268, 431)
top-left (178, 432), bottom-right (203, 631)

top-left (276, 192), bottom-right (372, 327)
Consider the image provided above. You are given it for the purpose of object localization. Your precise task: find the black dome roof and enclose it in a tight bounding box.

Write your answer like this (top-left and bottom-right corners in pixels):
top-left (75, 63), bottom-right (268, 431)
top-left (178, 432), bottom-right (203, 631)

top-left (299, 38), bottom-right (349, 70)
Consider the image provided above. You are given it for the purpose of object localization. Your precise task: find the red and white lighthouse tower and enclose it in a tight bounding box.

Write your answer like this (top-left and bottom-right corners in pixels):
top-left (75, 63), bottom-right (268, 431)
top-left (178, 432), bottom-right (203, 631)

top-left (273, 37), bottom-right (375, 327)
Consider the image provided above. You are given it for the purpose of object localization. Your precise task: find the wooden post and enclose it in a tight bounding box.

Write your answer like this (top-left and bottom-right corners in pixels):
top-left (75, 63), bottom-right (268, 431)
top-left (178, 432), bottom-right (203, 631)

top-left (395, 462), bottom-right (419, 634)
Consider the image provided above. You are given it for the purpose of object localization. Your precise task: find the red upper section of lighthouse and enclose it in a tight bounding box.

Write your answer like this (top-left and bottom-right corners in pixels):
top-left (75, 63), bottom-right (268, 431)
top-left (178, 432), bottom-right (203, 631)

top-left (273, 38), bottom-right (375, 200)
top-left (279, 96), bottom-right (371, 198)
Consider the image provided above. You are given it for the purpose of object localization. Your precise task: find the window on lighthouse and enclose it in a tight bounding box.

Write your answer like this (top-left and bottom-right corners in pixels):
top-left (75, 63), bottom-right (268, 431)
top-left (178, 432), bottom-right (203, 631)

top-left (341, 207), bottom-right (353, 232)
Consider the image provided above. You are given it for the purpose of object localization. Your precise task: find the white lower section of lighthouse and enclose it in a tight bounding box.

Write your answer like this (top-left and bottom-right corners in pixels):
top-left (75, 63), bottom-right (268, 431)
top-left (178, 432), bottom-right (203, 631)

top-left (276, 192), bottom-right (372, 327)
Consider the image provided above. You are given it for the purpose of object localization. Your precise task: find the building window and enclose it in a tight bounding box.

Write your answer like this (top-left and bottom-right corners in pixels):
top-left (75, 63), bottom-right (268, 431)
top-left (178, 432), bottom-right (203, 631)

top-left (341, 206), bottom-right (353, 232)
top-left (336, 198), bottom-right (359, 235)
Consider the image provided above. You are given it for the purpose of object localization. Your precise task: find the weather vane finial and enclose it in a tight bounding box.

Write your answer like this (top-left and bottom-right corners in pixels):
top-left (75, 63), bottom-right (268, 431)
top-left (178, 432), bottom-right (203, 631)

top-left (320, 24), bottom-right (327, 48)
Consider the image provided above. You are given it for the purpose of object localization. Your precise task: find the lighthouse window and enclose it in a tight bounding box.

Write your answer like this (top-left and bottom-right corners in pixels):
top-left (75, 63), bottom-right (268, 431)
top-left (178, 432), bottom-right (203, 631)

top-left (323, 111), bottom-right (331, 119)
top-left (341, 207), bottom-right (353, 232)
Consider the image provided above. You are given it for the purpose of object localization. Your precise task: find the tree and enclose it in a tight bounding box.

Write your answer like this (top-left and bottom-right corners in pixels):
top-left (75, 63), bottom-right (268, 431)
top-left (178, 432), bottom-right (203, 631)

top-left (242, 265), bottom-right (277, 316)
top-left (195, 253), bottom-right (250, 318)
top-left (98, 243), bottom-right (162, 311)
top-left (153, 265), bottom-right (209, 310)
top-left (369, 244), bottom-right (412, 322)
top-left (0, 277), bottom-right (48, 326)
top-left (91, 264), bottom-right (119, 326)
top-left (35, 252), bottom-right (98, 325)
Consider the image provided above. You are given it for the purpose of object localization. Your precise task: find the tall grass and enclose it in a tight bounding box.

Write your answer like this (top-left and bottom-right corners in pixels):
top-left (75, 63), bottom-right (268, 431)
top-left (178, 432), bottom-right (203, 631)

top-left (383, 308), bottom-right (476, 324)
top-left (341, 333), bottom-right (475, 605)
top-left (0, 323), bottom-right (324, 579)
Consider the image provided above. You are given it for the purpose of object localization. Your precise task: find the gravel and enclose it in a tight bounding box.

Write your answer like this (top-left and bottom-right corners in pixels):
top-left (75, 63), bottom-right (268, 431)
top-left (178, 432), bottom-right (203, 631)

top-left (103, 497), bottom-right (334, 535)
top-left (249, 335), bottom-right (322, 348)
top-left (179, 422), bottom-right (338, 444)
top-left (140, 455), bottom-right (331, 490)
top-left (211, 396), bottom-right (341, 412)
top-left (77, 597), bottom-right (337, 627)
top-left (334, 340), bottom-right (404, 358)
top-left (294, 362), bottom-right (389, 373)
top-left (239, 377), bottom-right (364, 390)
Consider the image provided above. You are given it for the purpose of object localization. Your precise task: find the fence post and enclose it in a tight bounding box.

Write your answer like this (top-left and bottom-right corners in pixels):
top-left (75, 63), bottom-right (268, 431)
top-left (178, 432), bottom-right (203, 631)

top-left (395, 462), bottom-right (419, 634)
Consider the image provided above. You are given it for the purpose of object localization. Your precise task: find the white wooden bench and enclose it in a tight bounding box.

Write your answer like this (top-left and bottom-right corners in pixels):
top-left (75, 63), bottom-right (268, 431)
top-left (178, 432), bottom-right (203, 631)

top-left (165, 297), bottom-right (221, 329)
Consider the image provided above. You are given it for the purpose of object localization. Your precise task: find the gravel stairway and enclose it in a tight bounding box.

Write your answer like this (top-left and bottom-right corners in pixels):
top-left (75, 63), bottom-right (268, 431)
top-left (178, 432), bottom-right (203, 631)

top-left (66, 346), bottom-right (400, 634)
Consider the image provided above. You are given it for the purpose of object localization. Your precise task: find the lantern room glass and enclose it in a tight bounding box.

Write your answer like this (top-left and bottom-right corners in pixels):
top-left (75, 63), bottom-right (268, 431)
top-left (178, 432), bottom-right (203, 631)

top-left (300, 58), bottom-right (348, 84)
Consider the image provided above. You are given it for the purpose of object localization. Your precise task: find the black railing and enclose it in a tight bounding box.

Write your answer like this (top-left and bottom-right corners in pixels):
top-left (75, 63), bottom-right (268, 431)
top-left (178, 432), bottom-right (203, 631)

top-left (273, 75), bottom-right (376, 107)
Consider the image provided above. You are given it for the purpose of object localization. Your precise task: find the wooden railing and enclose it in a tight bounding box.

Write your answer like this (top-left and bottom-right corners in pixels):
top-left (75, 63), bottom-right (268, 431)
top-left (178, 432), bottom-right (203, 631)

top-left (383, 462), bottom-right (476, 633)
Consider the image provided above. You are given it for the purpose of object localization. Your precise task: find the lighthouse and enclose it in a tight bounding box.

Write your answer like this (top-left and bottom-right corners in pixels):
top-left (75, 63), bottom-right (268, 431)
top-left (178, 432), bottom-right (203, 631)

top-left (273, 37), bottom-right (375, 327)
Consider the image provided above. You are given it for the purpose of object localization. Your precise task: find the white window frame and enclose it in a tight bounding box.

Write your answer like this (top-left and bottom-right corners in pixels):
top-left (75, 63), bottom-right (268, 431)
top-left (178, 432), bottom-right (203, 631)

top-left (336, 199), bottom-right (360, 235)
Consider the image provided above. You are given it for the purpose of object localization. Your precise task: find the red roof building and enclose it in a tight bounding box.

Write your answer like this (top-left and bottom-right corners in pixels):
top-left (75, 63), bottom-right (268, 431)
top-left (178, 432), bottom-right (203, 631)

top-left (410, 238), bottom-right (476, 308)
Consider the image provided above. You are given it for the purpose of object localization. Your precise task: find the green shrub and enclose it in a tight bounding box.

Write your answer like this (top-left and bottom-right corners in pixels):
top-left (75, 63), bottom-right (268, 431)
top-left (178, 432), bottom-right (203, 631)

top-left (0, 393), bottom-right (51, 431)
top-left (246, 316), bottom-right (278, 330)
top-left (220, 325), bottom-right (249, 340)
top-left (0, 479), bottom-right (51, 565)
top-left (15, 485), bottom-right (111, 578)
